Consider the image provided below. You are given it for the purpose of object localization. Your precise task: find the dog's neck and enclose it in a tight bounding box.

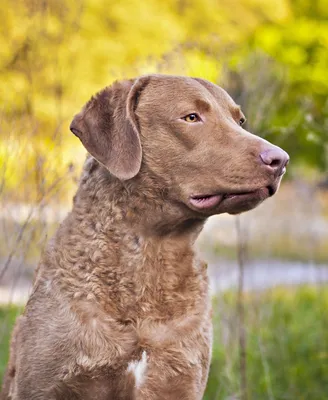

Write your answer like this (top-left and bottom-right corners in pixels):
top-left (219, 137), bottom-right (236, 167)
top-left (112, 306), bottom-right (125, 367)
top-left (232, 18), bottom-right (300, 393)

top-left (73, 157), bottom-right (206, 241)
top-left (45, 158), bottom-right (208, 318)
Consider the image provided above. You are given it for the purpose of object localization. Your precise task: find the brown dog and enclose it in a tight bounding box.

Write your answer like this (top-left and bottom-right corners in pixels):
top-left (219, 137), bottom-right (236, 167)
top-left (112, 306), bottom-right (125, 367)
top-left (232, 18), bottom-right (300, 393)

top-left (1, 75), bottom-right (289, 399)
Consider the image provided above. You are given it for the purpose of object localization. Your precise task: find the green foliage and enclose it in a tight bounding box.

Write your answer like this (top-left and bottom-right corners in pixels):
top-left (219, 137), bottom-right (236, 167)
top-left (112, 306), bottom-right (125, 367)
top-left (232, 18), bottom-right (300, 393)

top-left (246, 0), bottom-right (328, 169)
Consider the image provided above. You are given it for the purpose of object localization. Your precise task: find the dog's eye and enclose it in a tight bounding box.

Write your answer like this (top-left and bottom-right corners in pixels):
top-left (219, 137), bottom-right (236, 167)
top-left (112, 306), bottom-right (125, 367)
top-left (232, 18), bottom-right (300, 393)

top-left (239, 117), bottom-right (246, 126)
top-left (183, 113), bottom-right (200, 123)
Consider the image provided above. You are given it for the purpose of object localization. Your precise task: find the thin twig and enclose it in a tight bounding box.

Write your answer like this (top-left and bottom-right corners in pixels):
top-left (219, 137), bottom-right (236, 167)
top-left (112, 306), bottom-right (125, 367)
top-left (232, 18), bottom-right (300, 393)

top-left (0, 171), bottom-right (69, 283)
top-left (236, 215), bottom-right (248, 400)
top-left (258, 336), bottom-right (275, 400)
top-left (0, 207), bottom-right (35, 283)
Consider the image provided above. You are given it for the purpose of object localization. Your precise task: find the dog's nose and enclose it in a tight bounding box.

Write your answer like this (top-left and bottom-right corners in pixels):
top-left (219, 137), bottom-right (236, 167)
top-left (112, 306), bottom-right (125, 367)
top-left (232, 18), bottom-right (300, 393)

top-left (260, 147), bottom-right (289, 176)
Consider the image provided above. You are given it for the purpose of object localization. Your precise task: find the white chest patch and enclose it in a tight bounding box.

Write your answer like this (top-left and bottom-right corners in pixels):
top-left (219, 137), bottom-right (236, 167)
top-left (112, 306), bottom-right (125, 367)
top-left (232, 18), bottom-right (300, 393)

top-left (127, 351), bottom-right (148, 388)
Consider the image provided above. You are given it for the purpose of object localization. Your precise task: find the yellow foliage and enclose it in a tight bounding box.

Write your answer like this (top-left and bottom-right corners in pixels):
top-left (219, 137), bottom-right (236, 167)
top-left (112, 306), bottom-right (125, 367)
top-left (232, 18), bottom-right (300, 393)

top-left (1, 0), bottom-right (327, 199)
top-left (0, 0), bottom-right (290, 122)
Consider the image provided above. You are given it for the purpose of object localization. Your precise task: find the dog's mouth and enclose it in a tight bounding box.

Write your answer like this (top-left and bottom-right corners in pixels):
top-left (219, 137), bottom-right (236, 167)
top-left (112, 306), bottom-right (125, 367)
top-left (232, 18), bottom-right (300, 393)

top-left (189, 185), bottom-right (276, 212)
top-left (189, 194), bottom-right (223, 209)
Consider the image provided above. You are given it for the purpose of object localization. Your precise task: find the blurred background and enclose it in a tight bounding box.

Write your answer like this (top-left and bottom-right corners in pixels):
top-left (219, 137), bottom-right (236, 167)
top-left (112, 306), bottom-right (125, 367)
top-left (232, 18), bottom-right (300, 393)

top-left (0, 0), bottom-right (328, 398)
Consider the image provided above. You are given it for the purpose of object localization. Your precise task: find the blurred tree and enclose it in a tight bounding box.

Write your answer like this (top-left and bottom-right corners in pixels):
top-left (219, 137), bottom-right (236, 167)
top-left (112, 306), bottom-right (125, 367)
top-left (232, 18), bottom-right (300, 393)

top-left (245, 0), bottom-right (328, 169)
top-left (0, 0), bottom-right (327, 200)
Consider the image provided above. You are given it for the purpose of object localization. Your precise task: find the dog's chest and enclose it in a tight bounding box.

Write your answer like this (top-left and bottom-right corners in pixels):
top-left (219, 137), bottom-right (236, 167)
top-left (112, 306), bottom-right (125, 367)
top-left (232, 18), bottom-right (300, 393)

top-left (109, 238), bottom-right (206, 319)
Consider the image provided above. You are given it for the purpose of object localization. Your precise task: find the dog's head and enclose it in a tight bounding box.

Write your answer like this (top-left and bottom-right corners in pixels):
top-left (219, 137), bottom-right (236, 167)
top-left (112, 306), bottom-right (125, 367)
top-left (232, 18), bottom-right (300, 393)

top-left (70, 75), bottom-right (289, 216)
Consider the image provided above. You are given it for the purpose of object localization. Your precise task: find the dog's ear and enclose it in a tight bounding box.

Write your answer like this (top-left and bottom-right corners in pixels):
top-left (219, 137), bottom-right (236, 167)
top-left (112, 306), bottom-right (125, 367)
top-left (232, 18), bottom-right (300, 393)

top-left (70, 77), bottom-right (150, 180)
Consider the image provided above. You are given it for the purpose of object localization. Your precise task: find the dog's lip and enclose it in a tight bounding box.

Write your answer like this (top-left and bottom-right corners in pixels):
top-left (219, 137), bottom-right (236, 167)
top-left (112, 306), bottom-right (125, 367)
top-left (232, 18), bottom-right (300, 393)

top-left (268, 185), bottom-right (275, 196)
top-left (221, 188), bottom-right (269, 202)
top-left (189, 187), bottom-right (273, 210)
top-left (189, 193), bottom-right (223, 209)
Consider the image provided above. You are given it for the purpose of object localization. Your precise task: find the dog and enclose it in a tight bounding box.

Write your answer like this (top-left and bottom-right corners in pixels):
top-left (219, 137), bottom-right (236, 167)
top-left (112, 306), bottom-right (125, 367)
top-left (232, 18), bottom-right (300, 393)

top-left (1, 74), bottom-right (289, 399)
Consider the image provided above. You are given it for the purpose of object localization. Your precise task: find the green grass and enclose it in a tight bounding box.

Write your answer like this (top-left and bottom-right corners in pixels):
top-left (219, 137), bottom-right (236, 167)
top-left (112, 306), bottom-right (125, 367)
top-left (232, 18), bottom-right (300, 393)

top-left (0, 306), bottom-right (23, 382)
top-left (205, 286), bottom-right (328, 399)
top-left (1, 287), bottom-right (328, 399)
